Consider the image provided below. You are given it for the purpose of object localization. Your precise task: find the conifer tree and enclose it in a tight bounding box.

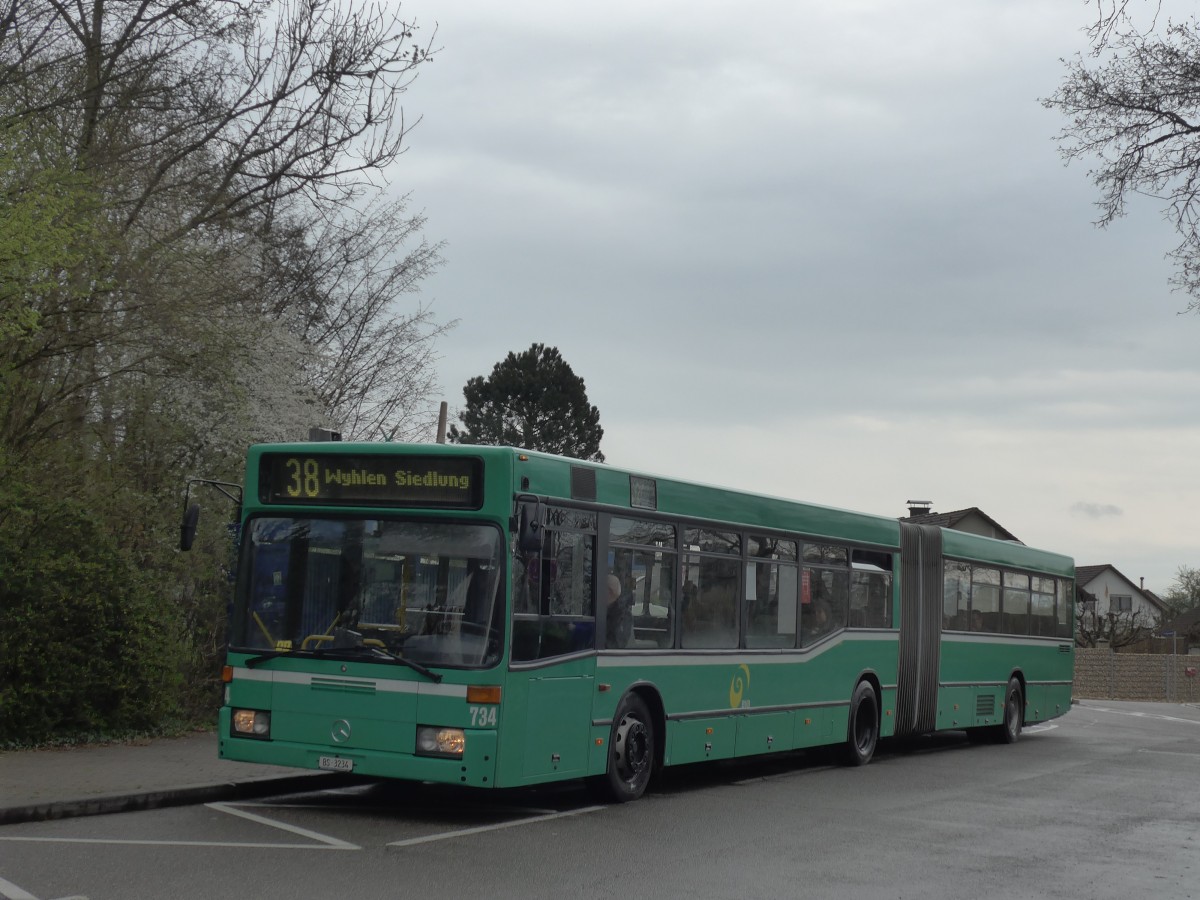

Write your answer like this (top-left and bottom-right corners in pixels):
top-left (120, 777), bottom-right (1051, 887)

top-left (449, 344), bottom-right (605, 462)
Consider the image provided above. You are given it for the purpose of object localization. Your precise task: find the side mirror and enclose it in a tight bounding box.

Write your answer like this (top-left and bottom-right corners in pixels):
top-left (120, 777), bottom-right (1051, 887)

top-left (180, 503), bottom-right (200, 551)
top-left (178, 478), bottom-right (243, 552)
top-left (517, 497), bottom-right (544, 555)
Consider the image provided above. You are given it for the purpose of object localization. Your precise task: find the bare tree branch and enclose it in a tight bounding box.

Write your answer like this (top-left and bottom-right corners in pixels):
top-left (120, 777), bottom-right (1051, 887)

top-left (1046, 12), bottom-right (1200, 311)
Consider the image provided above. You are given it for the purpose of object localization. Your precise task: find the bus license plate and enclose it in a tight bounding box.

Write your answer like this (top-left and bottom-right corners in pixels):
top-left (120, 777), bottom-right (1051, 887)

top-left (318, 756), bottom-right (353, 772)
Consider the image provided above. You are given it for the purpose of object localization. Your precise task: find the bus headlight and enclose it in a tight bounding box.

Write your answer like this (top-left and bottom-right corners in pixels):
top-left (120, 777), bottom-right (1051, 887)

top-left (416, 726), bottom-right (465, 758)
top-left (232, 708), bottom-right (271, 739)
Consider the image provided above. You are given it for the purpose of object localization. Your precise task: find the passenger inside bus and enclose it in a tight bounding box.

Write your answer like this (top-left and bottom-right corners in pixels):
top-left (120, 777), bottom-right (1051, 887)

top-left (802, 598), bottom-right (835, 644)
top-left (812, 599), bottom-right (833, 637)
top-left (606, 573), bottom-right (633, 648)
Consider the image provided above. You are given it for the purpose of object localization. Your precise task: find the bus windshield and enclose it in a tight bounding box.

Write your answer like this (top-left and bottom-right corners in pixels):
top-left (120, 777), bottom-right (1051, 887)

top-left (234, 517), bottom-right (505, 669)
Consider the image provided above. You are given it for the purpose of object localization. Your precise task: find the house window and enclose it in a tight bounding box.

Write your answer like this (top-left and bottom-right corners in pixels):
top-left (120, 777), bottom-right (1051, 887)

top-left (1110, 595), bottom-right (1132, 613)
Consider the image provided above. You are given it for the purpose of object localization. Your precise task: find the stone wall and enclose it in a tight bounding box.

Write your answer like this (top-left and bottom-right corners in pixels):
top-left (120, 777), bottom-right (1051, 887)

top-left (1073, 648), bottom-right (1200, 703)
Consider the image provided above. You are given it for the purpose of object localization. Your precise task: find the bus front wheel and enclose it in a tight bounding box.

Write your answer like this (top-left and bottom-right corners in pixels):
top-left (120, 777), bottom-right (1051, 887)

top-left (841, 680), bottom-right (879, 767)
top-left (600, 693), bottom-right (655, 802)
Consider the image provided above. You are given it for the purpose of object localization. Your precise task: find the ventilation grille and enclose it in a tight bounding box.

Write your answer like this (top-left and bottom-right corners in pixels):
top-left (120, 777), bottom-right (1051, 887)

top-left (571, 466), bottom-right (596, 501)
top-left (310, 677), bottom-right (376, 695)
top-left (976, 693), bottom-right (995, 718)
top-left (1058, 644), bottom-right (1073, 654)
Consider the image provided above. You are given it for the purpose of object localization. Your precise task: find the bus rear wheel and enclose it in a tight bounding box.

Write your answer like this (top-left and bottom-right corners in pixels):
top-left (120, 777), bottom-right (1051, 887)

top-left (993, 678), bottom-right (1023, 745)
top-left (841, 680), bottom-right (879, 767)
top-left (600, 693), bottom-right (655, 802)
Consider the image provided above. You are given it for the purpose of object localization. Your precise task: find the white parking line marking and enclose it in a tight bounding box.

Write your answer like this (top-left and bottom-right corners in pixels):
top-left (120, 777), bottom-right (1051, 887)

top-left (242, 801), bottom-right (560, 817)
top-left (0, 874), bottom-right (40, 900)
top-left (0, 802), bottom-right (599, 854)
top-left (0, 877), bottom-right (77, 900)
top-left (0, 837), bottom-right (347, 850)
top-left (207, 802), bottom-right (360, 850)
top-left (387, 805), bottom-right (606, 848)
top-left (1024, 722), bottom-right (1058, 734)
top-left (1138, 748), bottom-right (1200, 758)
top-left (0, 802), bottom-right (359, 852)
top-left (1079, 705), bottom-right (1200, 726)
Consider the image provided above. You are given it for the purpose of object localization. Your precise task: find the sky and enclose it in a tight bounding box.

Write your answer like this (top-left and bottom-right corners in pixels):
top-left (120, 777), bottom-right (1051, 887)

top-left (380, 0), bottom-right (1199, 595)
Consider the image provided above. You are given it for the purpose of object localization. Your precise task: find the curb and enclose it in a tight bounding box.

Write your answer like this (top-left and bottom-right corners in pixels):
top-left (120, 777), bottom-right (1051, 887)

top-left (0, 772), bottom-right (359, 827)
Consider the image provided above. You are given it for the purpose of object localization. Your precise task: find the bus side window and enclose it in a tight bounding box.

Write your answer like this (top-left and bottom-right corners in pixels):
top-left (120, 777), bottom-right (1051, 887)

top-left (943, 561), bottom-right (971, 631)
top-left (607, 517), bottom-right (677, 650)
top-left (851, 564), bottom-right (892, 629)
top-left (512, 525), bottom-right (596, 661)
top-left (800, 567), bottom-right (847, 646)
top-left (744, 536), bottom-right (798, 649)
top-left (681, 555), bottom-right (739, 649)
top-left (850, 549), bottom-right (892, 630)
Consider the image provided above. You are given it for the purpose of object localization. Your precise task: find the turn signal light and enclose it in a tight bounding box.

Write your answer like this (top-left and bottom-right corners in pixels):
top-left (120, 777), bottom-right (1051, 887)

top-left (467, 685), bottom-right (502, 704)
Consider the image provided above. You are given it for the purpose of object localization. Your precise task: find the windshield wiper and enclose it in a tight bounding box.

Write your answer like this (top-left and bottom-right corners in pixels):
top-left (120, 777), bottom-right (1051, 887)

top-left (321, 644), bottom-right (443, 683)
top-left (245, 649), bottom-right (292, 669)
top-left (244, 626), bottom-right (442, 682)
top-left (244, 645), bottom-right (441, 682)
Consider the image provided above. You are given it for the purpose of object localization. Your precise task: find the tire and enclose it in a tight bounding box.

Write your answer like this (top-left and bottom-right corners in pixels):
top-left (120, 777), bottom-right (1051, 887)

top-left (993, 678), bottom-right (1023, 745)
top-left (599, 693), bottom-right (656, 802)
top-left (841, 680), bottom-right (879, 767)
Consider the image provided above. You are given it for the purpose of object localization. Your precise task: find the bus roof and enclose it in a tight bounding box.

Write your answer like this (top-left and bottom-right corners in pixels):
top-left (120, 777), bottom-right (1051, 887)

top-left (246, 441), bottom-right (1073, 571)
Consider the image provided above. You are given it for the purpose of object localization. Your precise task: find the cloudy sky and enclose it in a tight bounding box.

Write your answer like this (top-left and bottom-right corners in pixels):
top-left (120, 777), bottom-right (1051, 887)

top-left (383, 0), bottom-right (1198, 594)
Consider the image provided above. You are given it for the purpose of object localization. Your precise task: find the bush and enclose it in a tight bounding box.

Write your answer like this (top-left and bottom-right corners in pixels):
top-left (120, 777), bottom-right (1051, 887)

top-left (0, 480), bottom-right (182, 745)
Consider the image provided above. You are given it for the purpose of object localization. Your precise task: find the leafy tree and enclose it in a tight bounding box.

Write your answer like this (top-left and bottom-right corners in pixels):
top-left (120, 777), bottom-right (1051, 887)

top-left (1045, 1), bottom-right (1200, 308)
top-left (1161, 566), bottom-right (1200, 618)
top-left (1, 0), bottom-right (447, 452)
top-left (449, 343), bottom-right (605, 461)
top-left (0, 0), bottom-right (451, 743)
top-left (0, 133), bottom-right (92, 342)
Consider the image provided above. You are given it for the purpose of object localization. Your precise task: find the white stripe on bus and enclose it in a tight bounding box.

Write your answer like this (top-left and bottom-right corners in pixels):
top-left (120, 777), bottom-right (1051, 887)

top-left (232, 668), bottom-right (467, 697)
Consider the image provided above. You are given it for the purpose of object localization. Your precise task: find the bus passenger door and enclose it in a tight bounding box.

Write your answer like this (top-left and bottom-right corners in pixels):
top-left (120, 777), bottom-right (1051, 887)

top-left (519, 666), bottom-right (595, 779)
top-left (509, 512), bottom-right (599, 781)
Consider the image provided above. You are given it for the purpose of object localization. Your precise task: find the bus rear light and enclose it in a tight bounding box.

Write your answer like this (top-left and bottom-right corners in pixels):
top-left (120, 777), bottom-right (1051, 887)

top-left (467, 685), bottom-right (502, 704)
top-left (222, 665), bottom-right (234, 683)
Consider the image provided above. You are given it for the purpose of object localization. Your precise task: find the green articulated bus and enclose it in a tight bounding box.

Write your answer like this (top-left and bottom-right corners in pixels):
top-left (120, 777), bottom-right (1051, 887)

top-left (209, 441), bottom-right (1075, 802)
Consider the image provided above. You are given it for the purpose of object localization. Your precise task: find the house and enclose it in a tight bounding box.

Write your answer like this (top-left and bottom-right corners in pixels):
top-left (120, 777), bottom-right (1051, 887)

top-left (900, 501), bottom-right (1022, 543)
top-left (1070, 564), bottom-right (1161, 633)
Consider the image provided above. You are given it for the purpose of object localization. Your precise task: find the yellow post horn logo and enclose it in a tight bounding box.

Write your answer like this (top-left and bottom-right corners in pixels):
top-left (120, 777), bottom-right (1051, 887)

top-left (729, 664), bottom-right (751, 708)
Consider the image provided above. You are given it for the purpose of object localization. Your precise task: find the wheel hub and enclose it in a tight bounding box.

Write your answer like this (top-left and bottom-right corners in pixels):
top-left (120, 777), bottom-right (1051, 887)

top-left (614, 714), bottom-right (649, 780)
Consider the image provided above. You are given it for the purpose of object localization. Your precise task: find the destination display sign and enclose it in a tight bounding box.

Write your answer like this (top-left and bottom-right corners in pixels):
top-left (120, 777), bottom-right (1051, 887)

top-left (259, 454), bottom-right (482, 508)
